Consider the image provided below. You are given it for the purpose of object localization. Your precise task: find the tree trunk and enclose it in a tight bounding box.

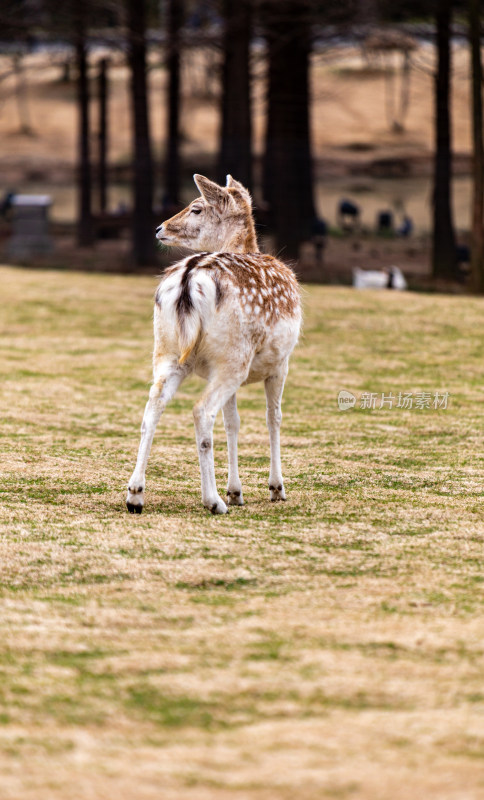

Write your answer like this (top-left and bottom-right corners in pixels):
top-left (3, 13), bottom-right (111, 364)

top-left (469, 0), bottom-right (484, 293)
top-left (432, 0), bottom-right (457, 280)
top-left (165, 0), bottom-right (183, 205)
top-left (13, 53), bottom-right (33, 135)
top-left (218, 0), bottom-right (252, 190)
top-left (98, 57), bottom-right (108, 214)
top-left (262, 0), bottom-right (315, 262)
top-left (76, 32), bottom-right (94, 247)
top-left (127, 0), bottom-right (155, 266)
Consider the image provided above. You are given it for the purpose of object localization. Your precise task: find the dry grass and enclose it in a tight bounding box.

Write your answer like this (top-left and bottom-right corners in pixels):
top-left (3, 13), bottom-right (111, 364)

top-left (0, 264), bottom-right (483, 800)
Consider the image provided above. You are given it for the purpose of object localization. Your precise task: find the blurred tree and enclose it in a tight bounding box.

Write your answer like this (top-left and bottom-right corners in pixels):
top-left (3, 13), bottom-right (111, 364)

top-left (469, 0), bottom-right (484, 292)
top-left (218, 0), bottom-right (253, 191)
top-left (357, 0), bottom-right (378, 23)
top-left (40, 0), bottom-right (104, 247)
top-left (98, 58), bottom-right (109, 215)
top-left (165, 0), bottom-right (183, 206)
top-left (432, 0), bottom-right (457, 280)
top-left (376, 0), bottom-right (468, 21)
top-left (376, 0), bottom-right (432, 21)
top-left (262, 0), bottom-right (315, 262)
top-left (127, 0), bottom-right (155, 265)
top-left (364, 31), bottom-right (417, 133)
top-left (75, 7), bottom-right (94, 247)
top-left (0, 1), bottom-right (40, 135)
top-left (12, 52), bottom-right (33, 135)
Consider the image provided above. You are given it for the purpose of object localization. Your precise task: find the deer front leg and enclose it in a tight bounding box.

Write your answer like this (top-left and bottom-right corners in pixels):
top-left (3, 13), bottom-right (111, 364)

top-left (222, 393), bottom-right (244, 506)
top-left (127, 362), bottom-right (186, 514)
top-left (264, 365), bottom-right (288, 502)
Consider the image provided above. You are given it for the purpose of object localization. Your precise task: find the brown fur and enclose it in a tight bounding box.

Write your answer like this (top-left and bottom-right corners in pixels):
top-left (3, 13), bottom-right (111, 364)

top-left (166, 252), bottom-right (299, 330)
top-left (160, 176), bottom-right (258, 255)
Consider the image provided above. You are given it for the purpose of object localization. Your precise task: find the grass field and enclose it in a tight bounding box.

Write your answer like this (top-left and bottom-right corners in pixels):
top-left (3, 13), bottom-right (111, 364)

top-left (1, 264), bottom-right (483, 800)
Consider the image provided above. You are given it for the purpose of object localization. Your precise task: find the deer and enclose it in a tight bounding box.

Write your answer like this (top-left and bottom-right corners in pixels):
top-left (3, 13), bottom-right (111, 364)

top-left (126, 174), bottom-right (301, 515)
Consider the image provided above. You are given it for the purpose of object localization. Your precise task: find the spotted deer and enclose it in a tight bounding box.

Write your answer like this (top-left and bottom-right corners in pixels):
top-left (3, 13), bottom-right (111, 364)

top-left (126, 174), bottom-right (301, 515)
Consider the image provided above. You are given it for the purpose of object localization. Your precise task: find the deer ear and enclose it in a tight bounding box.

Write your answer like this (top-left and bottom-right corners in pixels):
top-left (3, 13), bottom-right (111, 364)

top-left (193, 174), bottom-right (231, 210)
top-left (226, 174), bottom-right (252, 207)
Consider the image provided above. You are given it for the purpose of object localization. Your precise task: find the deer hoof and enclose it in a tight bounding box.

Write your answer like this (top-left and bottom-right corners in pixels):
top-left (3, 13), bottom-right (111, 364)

top-left (269, 483), bottom-right (286, 502)
top-left (126, 501), bottom-right (143, 514)
top-left (207, 497), bottom-right (229, 514)
top-left (226, 489), bottom-right (244, 506)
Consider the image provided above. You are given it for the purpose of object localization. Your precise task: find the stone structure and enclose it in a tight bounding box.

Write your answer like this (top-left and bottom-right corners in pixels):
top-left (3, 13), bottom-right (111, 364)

top-left (8, 194), bottom-right (53, 258)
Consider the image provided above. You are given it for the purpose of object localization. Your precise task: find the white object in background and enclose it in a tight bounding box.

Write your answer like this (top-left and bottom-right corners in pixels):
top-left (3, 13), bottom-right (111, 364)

top-left (353, 266), bottom-right (407, 290)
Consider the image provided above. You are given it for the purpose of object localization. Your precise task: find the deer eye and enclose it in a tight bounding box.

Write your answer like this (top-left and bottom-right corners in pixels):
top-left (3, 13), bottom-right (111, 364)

top-left (191, 208), bottom-right (202, 215)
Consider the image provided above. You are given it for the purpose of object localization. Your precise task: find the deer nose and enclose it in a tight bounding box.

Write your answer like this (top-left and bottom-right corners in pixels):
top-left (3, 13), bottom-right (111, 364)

top-left (155, 224), bottom-right (163, 234)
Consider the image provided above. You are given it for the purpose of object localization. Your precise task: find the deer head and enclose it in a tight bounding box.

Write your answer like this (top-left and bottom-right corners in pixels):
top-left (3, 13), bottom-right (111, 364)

top-left (156, 174), bottom-right (258, 254)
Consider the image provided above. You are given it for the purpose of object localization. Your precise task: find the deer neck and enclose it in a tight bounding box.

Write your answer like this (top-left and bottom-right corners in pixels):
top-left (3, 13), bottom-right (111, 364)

top-left (222, 220), bottom-right (259, 254)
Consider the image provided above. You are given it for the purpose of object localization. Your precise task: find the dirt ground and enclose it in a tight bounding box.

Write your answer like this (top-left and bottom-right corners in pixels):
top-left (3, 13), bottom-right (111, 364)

top-left (0, 41), bottom-right (474, 181)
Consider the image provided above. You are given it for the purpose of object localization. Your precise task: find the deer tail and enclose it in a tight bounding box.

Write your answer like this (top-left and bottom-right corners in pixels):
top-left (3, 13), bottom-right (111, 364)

top-left (154, 254), bottom-right (222, 366)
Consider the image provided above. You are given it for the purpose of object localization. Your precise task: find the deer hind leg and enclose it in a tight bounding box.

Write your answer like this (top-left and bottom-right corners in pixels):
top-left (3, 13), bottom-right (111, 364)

top-left (127, 358), bottom-right (188, 514)
top-left (193, 375), bottom-right (246, 515)
top-left (264, 362), bottom-right (289, 502)
top-left (222, 393), bottom-right (243, 506)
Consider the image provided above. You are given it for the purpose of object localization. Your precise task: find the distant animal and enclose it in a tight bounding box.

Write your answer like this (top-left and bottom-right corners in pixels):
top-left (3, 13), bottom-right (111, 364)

top-left (353, 266), bottom-right (407, 290)
top-left (311, 216), bottom-right (328, 265)
top-left (126, 174), bottom-right (301, 515)
top-left (0, 191), bottom-right (14, 219)
top-left (456, 244), bottom-right (470, 265)
top-left (376, 210), bottom-right (394, 234)
top-left (397, 215), bottom-right (413, 238)
top-left (338, 198), bottom-right (360, 231)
